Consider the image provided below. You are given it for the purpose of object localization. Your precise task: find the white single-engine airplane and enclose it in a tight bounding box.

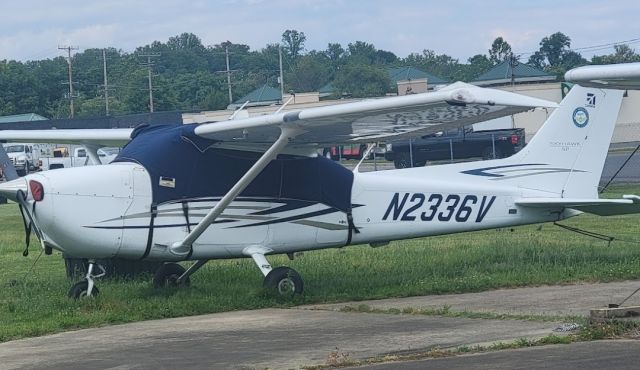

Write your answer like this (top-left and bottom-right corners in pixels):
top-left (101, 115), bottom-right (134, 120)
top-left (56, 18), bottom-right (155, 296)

top-left (1, 63), bottom-right (639, 298)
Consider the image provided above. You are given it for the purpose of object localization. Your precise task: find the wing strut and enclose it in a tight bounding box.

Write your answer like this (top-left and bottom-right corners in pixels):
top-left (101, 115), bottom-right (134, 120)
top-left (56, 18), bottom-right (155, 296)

top-left (169, 126), bottom-right (303, 257)
top-left (83, 145), bottom-right (102, 165)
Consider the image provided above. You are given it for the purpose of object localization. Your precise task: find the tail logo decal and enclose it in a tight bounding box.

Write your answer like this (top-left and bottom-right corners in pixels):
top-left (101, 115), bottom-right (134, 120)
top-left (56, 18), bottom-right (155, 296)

top-left (572, 107), bottom-right (589, 128)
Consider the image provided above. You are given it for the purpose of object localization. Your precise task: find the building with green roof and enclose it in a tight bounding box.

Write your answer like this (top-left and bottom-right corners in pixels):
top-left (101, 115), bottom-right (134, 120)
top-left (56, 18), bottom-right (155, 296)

top-left (0, 113), bottom-right (48, 124)
top-left (472, 60), bottom-right (555, 87)
top-left (231, 85), bottom-right (282, 108)
top-left (387, 66), bottom-right (448, 85)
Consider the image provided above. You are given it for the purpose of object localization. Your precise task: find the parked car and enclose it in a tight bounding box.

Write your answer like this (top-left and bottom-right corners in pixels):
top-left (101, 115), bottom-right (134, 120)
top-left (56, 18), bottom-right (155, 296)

top-left (384, 127), bottom-right (525, 168)
top-left (322, 144), bottom-right (386, 161)
top-left (323, 144), bottom-right (368, 160)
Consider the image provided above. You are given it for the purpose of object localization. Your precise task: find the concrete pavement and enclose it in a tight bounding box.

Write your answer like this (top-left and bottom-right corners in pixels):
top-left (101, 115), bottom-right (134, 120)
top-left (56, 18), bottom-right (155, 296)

top-left (2, 280), bottom-right (640, 369)
top-left (303, 280), bottom-right (640, 317)
top-left (350, 340), bottom-right (640, 370)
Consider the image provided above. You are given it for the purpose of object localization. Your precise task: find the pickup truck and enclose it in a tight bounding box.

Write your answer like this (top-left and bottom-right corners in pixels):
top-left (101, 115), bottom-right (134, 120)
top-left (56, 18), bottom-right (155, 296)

top-left (384, 127), bottom-right (525, 168)
top-left (40, 147), bottom-right (120, 170)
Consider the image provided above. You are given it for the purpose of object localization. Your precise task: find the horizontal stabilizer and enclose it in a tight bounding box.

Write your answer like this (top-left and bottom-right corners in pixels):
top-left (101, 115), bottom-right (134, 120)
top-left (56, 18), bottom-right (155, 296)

top-left (515, 195), bottom-right (640, 216)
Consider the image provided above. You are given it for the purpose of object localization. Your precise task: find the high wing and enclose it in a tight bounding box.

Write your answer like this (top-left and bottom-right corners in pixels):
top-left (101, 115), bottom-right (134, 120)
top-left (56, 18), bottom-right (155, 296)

top-left (193, 82), bottom-right (557, 145)
top-left (515, 196), bottom-right (640, 216)
top-left (0, 128), bottom-right (133, 147)
top-left (0, 82), bottom-right (556, 148)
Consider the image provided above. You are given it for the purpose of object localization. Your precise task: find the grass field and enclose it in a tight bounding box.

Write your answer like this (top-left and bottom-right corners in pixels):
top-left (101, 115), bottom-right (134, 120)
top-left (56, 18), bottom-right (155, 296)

top-left (1, 185), bottom-right (639, 342)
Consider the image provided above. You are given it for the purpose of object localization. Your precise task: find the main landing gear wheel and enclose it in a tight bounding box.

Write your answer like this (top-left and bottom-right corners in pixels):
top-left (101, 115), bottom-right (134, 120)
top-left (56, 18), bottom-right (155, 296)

top-left (68, 280), bottom-right (100, 298)
top-left (153, 263), bottom-right (190, 288)
top-left (263, 266), bottom-right (304, 296)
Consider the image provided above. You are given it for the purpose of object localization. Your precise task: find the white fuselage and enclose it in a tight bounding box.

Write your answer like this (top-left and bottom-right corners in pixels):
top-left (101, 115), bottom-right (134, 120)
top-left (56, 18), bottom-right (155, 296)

top-left (26, 159), bottom-right (567, 261)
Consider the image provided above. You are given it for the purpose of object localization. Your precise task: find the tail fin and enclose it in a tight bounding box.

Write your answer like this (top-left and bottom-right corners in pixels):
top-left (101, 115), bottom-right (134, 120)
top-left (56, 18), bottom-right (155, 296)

top-left (501, 85), bottom-right (623, 198)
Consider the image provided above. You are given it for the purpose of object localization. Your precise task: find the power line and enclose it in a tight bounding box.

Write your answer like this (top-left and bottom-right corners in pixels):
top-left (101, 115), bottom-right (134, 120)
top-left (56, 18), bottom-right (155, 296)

top-left (572, 37), bottom-right (640, 52)
top-left (515, 36), bottom-right (640, 57)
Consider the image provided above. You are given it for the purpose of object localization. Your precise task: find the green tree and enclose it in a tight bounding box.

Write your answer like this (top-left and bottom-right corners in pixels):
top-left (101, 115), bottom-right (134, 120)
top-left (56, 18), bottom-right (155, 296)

top-left (464, 54), bottom-right (493, 80)
top-left (325, 43), bottom-right (345, 72)
top-left (281, 29), bottom-right (306, 61)
top-left (333, 62), bottom-right (390, 98)
top-left (591, 44), bottom-right (640, 64)
top-left (488, 37), bottom-right (512, 65)
top-left (347, 41), bottom-right (377, 64)
top-left (287, 53), bottom-right (331, 92)
top-left (403, 50), bottom-right (462, 81)
top-left (0, 60), bottom-right (42, 115)
top-left (528, 32), bottom-right (586, 76)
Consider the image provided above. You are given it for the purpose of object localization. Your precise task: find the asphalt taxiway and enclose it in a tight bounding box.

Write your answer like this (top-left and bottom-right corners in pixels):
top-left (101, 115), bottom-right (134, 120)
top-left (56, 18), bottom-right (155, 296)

top-left (2, 280), bottom-right (640, 369)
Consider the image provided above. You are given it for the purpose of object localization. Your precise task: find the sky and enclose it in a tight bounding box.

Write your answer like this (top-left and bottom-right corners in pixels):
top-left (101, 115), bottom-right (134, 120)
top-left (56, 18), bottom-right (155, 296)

top-left (2, 0), bottom-right (640, 62)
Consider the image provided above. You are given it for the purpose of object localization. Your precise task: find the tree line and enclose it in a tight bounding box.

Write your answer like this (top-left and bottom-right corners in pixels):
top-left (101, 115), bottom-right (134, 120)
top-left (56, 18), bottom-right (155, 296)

top-left (0, 30), bottom-right (638, 119)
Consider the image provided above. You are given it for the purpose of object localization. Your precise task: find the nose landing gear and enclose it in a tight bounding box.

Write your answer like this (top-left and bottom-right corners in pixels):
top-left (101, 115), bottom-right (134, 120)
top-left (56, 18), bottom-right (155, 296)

top-left (68, 260), bottom-right (105, 299)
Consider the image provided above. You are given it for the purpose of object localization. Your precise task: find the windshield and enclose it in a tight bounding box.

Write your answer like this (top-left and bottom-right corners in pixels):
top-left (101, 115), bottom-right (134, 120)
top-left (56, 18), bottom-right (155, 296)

top-left (4, 145), bottom-right (25, 153)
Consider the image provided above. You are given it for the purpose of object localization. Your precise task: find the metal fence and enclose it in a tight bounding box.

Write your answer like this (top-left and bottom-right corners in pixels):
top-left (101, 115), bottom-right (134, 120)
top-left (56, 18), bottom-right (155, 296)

top-left (600, 142), bottom-right (640, 188)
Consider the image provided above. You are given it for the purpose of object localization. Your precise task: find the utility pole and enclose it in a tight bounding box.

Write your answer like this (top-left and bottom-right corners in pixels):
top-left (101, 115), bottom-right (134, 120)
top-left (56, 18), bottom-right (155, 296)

top-left (139, 53), bottom-right (160, 112)
top-left (508, 54), bottom-right (519, 129)
top-left (225, 45), bottom-right (233, 104)
top-left (508, 54), bottom-right (519, 89)
top-left (102, 49), bottom-right (110, 116)
top-left (278, 45), bottom-right (284, 101)
top-left (215, 45), bottom-right (238, 105)
top-left (59, 45), bottom-right (78, 118)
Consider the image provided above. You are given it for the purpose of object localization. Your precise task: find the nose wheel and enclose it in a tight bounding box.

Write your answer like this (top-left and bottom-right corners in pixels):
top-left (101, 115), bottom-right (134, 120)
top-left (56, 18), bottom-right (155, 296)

top-left (68, 280), bottom-right (100, 298)
top-left (68, 260), bottom-right (105, 299)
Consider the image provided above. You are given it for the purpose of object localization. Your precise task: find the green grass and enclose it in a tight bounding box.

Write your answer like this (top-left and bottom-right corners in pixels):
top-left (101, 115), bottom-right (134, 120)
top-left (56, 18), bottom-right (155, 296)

top-left (1, 184), bottom-right (640, 342)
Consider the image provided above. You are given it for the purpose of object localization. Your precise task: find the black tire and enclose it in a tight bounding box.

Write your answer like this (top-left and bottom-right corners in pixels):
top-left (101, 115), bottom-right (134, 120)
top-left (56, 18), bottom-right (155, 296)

top-left (393, 155), bottom-right (411, 169)
top-left (68, 280), bottom-right (99, 299)
top-left (16, 169), bottom-right (26, 177)
top-left (263, 266), bottom-right (304, 296)
top-left (153, 263), bottom-right (189, 288)
top-left (482, 146), bottom-right (503, 160)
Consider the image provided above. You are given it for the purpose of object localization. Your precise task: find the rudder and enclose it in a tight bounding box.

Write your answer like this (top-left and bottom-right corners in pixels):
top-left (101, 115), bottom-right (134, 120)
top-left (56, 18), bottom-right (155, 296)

top-left (502, 85), bottom-right (623, 198)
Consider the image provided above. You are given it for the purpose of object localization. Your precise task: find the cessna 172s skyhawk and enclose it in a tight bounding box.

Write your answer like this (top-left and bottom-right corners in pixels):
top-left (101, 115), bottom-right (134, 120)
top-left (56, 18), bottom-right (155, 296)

top-left (1, 63), bottom-right (639, 298)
